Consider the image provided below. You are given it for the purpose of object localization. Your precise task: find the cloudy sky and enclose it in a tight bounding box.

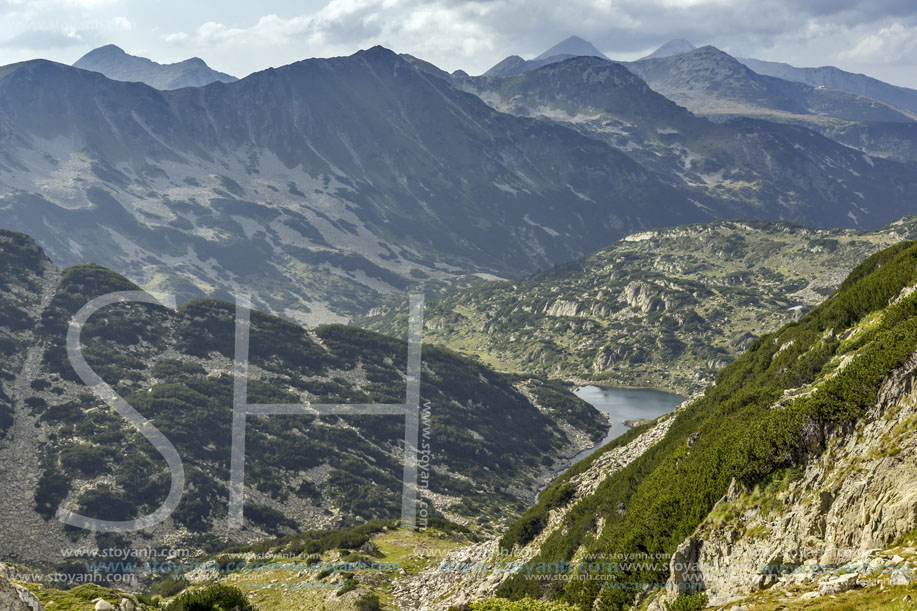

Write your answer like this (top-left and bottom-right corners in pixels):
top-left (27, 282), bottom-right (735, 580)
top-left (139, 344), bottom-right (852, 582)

top-left (1, 0), bottom-right (916, 87)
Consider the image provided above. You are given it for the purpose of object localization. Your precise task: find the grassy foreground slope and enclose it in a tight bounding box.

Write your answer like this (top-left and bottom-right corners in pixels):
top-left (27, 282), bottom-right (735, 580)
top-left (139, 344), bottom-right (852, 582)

top-left (492, 239), bottom-right (917, 609)
top-left (363, 218), bottom-right (917, 394)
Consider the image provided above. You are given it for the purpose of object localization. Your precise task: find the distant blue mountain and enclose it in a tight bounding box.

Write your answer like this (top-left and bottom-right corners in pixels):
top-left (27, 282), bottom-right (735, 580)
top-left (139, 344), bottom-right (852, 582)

top-left (73, 44), bottom-right (237, 90)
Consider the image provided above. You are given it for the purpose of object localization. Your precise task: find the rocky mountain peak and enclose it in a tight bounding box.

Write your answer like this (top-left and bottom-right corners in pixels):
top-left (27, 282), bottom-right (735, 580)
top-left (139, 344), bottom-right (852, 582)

top-left (359, 44), bottom-right (397, 59)
top-left (482, 55), bottom-right (527, 76)
top-left (72, 44), bottom-right (237, 89)
top-left (82, 43), bottom-right (126, 57)
top-left (642, 38), bottom-right (697, 59)
top-left (535, 35), bottom-right (608, 60)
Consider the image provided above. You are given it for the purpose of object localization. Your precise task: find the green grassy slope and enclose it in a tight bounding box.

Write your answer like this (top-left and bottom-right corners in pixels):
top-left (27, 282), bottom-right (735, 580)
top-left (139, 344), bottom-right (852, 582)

top-left (493, 239), bottom-right (917, 609)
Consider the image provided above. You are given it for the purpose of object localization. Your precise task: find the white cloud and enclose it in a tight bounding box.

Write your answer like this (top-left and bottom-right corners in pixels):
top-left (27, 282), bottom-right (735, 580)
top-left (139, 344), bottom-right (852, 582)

top-left (839, 22), bottom-right (917, 62)
top-left (160, 0), bottom-right (505, 72)
top-left (159, 0), bottom-right (658, 73)
top-left (163, 31), bottom-right (188, 43)
top-left (1, 0), bottom-right (917, 87)
top-left (59, 0), bottom-right (120, 6)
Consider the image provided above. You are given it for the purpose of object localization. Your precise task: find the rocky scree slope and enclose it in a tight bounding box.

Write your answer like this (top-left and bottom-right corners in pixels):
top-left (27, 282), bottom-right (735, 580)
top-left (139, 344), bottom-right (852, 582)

top-left (363, 218), bottom-right (917, 394)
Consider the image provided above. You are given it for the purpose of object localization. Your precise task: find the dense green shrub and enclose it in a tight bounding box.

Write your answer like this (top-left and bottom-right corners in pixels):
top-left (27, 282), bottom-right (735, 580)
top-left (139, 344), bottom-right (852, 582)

top-left (147, 575), bottom-right (190, 598)
top-left (168, 583), bottom-right (255, 611)
top-left (23, 260), bottom-right (597, 536)
top-left (0, 400), bottom-right (11, 438)
top-left (356, 592), bottom-right (384, 611)
top-left (35, 460), bottom-right (70, 519)
top-left (77, 485), bottom-right (136, 522)
top-left (664, 593), bottom-right (708, 611)
top-left (225, 519), bottom-right (397, 557)
top-left (59, 444), bottom-right (109, 477)
top-left (30, 379), bottom-right (51, 391)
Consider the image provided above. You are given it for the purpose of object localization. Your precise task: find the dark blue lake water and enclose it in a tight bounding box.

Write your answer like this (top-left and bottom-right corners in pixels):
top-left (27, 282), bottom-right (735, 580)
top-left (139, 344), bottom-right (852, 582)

top-left (568, 386), bottom-right (685, 465)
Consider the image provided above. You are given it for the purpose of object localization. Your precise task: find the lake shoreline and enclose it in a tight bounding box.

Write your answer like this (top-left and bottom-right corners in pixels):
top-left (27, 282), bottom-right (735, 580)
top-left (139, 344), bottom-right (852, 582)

top-left (564, 384), bottom-right (685, 470)
top-left (533, 385), bottom-right (685, 498)
top-left (533, 410), bottom-right (613, 497)
top-left (565, 375), bottom-right (699, 397)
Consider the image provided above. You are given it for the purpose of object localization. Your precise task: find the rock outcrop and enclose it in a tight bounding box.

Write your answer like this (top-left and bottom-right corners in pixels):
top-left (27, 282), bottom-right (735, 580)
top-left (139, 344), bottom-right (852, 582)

top-left (651, 349), bottom-right (917, 607)
top-left (0, 574), bottom-right (43, 611)
top-left (366, 219), bottom-right (917, 395)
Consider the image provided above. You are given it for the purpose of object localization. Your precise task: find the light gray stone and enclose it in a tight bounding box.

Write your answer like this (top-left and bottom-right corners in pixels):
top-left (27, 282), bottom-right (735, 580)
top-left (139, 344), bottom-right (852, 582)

top-left (0, 575), bottom-right (43, 611)
top-left (819, 573), bottom-right (859, 596)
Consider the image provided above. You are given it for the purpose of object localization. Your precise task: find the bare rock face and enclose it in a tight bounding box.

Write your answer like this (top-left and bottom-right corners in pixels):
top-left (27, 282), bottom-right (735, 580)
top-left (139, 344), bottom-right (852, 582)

top-left (0, 575), bottom-right (43, 611)
top-left (668, 537), bottom-right (703, 595)
top-left (622, 281), bottom-right (661, 313)
top-left (891, 569), bottom-right (916, 586)
top-left (544, 299), bottom-right (580, 317)
top-left (654, 349), bottom-right (917, 607)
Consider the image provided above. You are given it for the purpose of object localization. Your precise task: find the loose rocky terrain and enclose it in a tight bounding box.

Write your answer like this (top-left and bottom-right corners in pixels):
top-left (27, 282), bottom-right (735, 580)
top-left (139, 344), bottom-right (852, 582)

top-left (391, 397), bottom-right (693, 610)
top-left (365, 218), bottom-right (917, 394)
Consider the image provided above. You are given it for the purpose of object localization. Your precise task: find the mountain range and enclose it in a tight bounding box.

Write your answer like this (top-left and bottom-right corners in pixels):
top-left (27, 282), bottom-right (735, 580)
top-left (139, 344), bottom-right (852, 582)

top-left (0, 229), bottom-right (605, 566)
top-left (482, 38), bottom-right (917, 163)
top-left (489, 37), bottom-right (917, 118)
top-left (73, 45), bottom-right (238, 90)
top-left (1, 48), bottom-right (710, 325)
top-left (737, 56), bottom-right (917, 114)
top-left (624, 45), bottom-right (914, 124)
top-left (3, 33), bottom-right (917, 611)
top-left (640, 38), bottom-right (696, 60)
top-left (456, 55), bottom-right (917, 225)
top-left (535, 35), bottom-right (608, 61)
top-left (484, 35), bottom-right (609, 77)
top-left (6, 45), bottom-right (917, 327)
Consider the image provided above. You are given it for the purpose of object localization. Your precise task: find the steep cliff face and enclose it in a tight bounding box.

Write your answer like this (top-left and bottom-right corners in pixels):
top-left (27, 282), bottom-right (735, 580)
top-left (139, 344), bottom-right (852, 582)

top-left (651, 348), bottom-right (917, 608)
